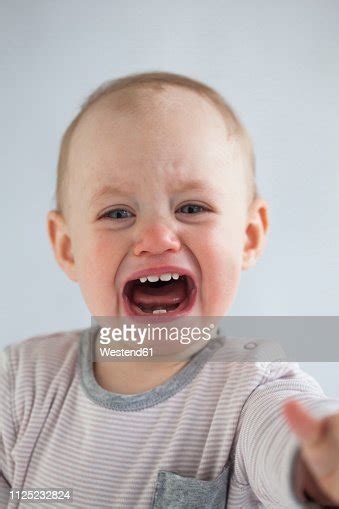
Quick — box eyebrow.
[171,179,214,193]
[89,184,133,206]
[90,179,215,206]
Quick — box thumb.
[283,399,325,446]
[283,399,335,481]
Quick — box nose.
[133,221,181,256]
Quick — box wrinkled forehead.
[67,86,245,199]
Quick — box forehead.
[68,86,242,193]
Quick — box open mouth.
[122,273,197,316]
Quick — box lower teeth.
[135,303,181,314]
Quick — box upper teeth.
[139,273,180,283]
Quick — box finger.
[282,399,325,446]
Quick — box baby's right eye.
[101,209,134,220]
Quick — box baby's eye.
[102,209,134,220]
[177,204,207,214]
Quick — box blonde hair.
[55,71,257,212]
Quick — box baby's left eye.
[177,204,207,214]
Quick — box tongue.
[132,279,186,307]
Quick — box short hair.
[55,71,257,213]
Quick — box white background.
[1,0,338,395]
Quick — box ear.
[242,197,269,270]
[47,210,78,282]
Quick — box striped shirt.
[1,328,339,508]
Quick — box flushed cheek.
[194,228,243,315]
[74,236,124,315]
[202,257,241,316]
[76,236,115,278]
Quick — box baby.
[1,72,339,508]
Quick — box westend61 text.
[99,347,153,358]
[98,324,215,346]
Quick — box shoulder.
[207,336,328,409]
[209,335,292,386]
[1,329,86,429]
[2,328,83,368]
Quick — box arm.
[235,362,339,508]
[0,457,11,507]
[0,349,13,507]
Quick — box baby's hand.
[283,400,339,505]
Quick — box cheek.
[72,232,127,314]
[195,223,244,271]
[193,223,244,314]
[78,236,116,280]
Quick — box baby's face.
[51,87,266,318]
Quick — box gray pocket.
[151,463,230,509]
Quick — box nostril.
[133,228,181,256]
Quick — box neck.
[93,358,189,395]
